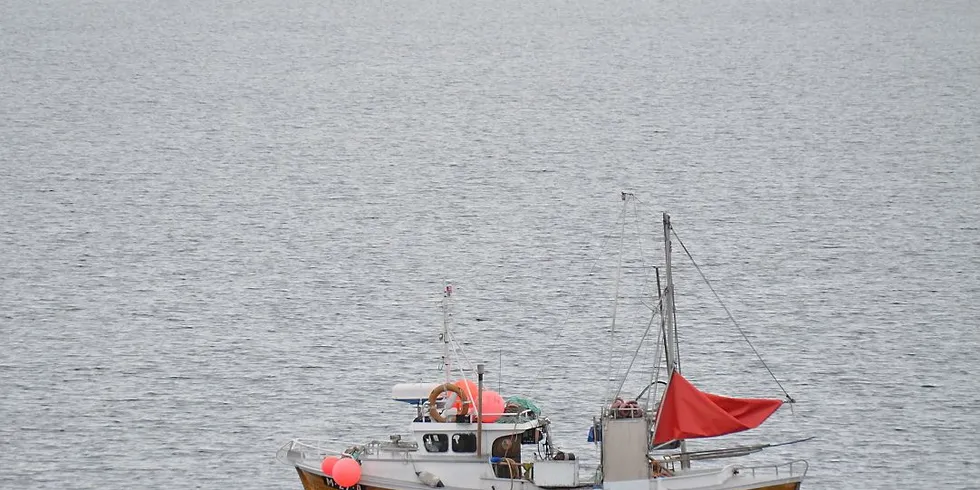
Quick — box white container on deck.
[531,460,580,487]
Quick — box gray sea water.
[2,0,978,488]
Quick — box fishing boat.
[278,198,809,490]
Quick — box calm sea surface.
[2,0,978,488]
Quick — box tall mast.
[662,213,689,466]
[662,213,679,375]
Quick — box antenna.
[498,349,502,393]
[441,283,453,384]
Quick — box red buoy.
[333,457,362,487]
[321,456,339,476]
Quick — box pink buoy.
[333,457,362,487]
[453,378,478,409]
[480,390,506,423]
[321,456,339,476]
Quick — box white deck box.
[532,460,580,487]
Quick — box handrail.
[652,445,765,463]
[736,459,809,479]
[416,409,538,423]
[277,440,346,464]
[277,438,421,468]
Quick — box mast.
[441,283,453,384]
[662,213,689,467]
[662,213,679,376]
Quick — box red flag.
[652,371,783,444]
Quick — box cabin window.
[452,433,477,453]
[422,434,448,453]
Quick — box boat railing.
[735,459,809,480]
[277,438,420,467]
[418,408,539,425]
[362,438,419,453]
[277,439,345,466]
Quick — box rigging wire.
[630,197,683,374]
[528,200,629,392]
[649,268,666,409]
[606,307,647,402]
[630,196,656,306]
[614,196,660,397]
[670,227,795,403]
[603,197,630,407]
[613,305,661,401]
[605,193,664,405]
[607,196,679,406]
[447,329,476,375]
[648,316,665,409]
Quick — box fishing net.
[495,396,542,423]
[505,396,541,415]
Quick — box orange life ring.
[428,383,470,422]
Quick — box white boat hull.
[280,440,805,490]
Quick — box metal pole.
[442,284,452,384]
[651,266,663,410]
[662,214,677,376]
[662,213,689,469]
[477,363,485,458]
